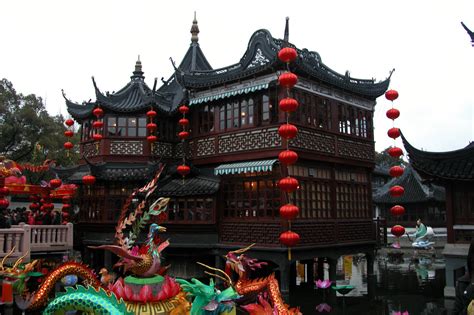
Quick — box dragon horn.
[197,261,233,285]
[231,243,256,254]
[203,271,231,284]
[0,246,16,270]
[12,250,29,270]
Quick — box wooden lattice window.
[167,197,214,223]
[198,105,215,134]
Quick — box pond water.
[290,254,450,315]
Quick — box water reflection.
[291,254,449,314]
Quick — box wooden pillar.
[327,257,338,304]
[366,251,376,300]
[316,257,325,281]
[446,183,454,243]
[301,259,314,288]
[279,260,291,302]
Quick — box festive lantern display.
[278,177,299,193]
[146,107,158,153]
[64,130,74,138]
[178,131,190,140]
[0,198,9,209]
[280,204,299,220]
[65,119,74,127]
[390,205,405,217]
[178,118,189,126]
[278,150,298,166]
[29,203,39,211]
[177,165,190,177]
[279,231,300,247]
[391,225,405,238]
[279,98,299,113]
[146,110,157,118]
[49,178,62,189]
[146,123,157,131]
[276,42,300,260]
[388,146,403,158]
[82,175,96,186]
[387,127,401,139]
[385,89,399,101]
[92,134,103,141]
[0,187,9,196]
[278,47,298,63]
[390,185,405,197]
[92,107,104,118]
[389,166,404,178]
[179,105,189,114]
[147,135,158,143]
[386,108,400,120]
[64,142,74,150]
[278,72,298,89]
[278,124,298,139]
[92,121,104,129]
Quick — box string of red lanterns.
[146,108,158,152]
[92,107,104,150]
[63,118,75,156]
[277,46,300,260]
[177,103,191,182]
[385,89,406,246]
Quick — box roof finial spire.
[284,17,290,42]
[191,11,199,43]
[132,56,144,79]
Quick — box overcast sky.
[1,0,473,153]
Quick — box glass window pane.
[107,117,117,135]
[138,117,146,127]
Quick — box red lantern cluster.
[82,175,96,186]
[177,104,191,181]
[64,118,75,155]
[0,178,9,210]
[92,106,104,149]
[385,89,406,245]
[147,109,158,148]
[277,45,300,260]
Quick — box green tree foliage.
[375,147,407,167]
[0,79,79,168]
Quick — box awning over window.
[189,83,269,106]
[214,159,278,175]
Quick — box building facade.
[59,18,391,296]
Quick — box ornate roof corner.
[461,22,474,46]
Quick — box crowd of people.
[0,207,63,228]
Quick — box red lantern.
[0,187,10,197]
[389,185,405,197]
[179,105,190,114]
[388,147,403,158]
[82,175,96,185]
[179,118,189,126]
[278,47,298,63]
[177,165,191,177]
[387,127,400,139]
[147,135,158,143]
[65,119,74,127]
[92,107,104,118]
[178,131,190,140]
[390,205,405,217]
[278,72,298,89]
[147,110,157,118]
[62,211,70,218]
[49,179,62,189]
[278,124,298,139]
[280,204,299,220]
[278,150,298,166]
[29,203,39,211]
[64,130,74,138]
[279,98,299,113]
[0,198,9,209]
[391,225,405,238]
[278,177,299,193]
[92,134,103,141]
[64,142,74,150]
[389,166,404,178]
[146,123,157,131]
[62,204,71,212]
[43,203,54,211]
[62,196,71,204]
[386,108,400,120]
[385,89,399,101]
[92,121,104,129]
[29,195,40,202]
[279,231,300,247]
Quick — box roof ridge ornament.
[191,11,199,43]
[131,56,144,80]
[284,17,290,43]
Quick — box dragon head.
[225,244,268,278]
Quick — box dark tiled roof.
[178,29,390,99]
[156,175,220,197]
[373,165,445,204]
[402,133,474,181]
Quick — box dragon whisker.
[197,261,233,285]
[0,246,16,270]
[204,271,231,284]
[231,243,255,255]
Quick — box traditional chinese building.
[402,134,474,297]
[59,17,391,296]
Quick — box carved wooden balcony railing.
[0,223,74,262]
[219,219,377,247]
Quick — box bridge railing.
[0,223,73,262]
